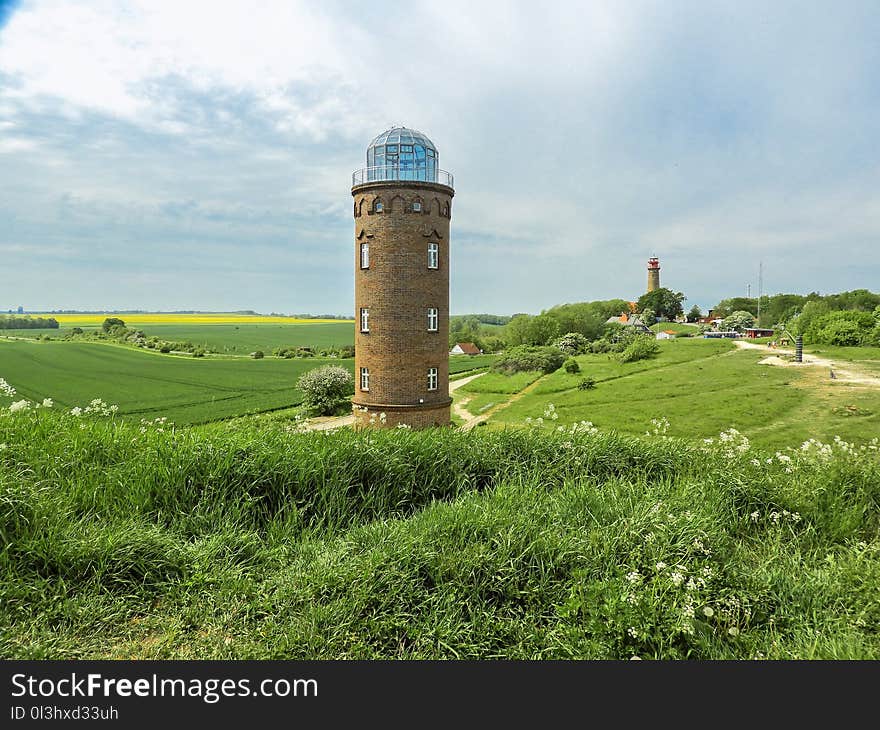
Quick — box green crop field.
[3,321,355,354]
[0,340,353,424]
[124,322,355,353]
[486,339,880,451]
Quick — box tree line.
[710,289,880,346]
[0,315,59,329]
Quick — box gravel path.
[734,340,880,388]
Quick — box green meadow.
[2,410,877,659]
[484,339,880,451]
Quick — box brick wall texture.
[351,180,454,429]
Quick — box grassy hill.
[487,339,880,451]
[1,409,877,659]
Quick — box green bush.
[578,376,596,390]
[101,317,125,333]
[618,336,660,363]
[297,364,354,415]
[492,346,565,374]
[805,310,876,346]
[563,357,580,374]
[251,351,265,359]
[722,311,755,332]
[554,332,589,355]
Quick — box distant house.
[744,328,775,339]
[656,330,676,340]
[605,313,652,333]
[450,342,482,355]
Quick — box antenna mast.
[757,261,763,325]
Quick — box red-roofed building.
[450,342,482,355]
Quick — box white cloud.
[0,1,879,312]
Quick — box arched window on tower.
[373,198,384,214]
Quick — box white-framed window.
[360,307,370,333]
[412,201,422,212]
[427,307,438,332]
[428,242,439,269]
[427,367,438,391]
[374,201,383,213]
[360,242,369,269]
[360,367,370,392]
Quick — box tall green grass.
[1,408,877,659]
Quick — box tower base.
[353,400,451,430]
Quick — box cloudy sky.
[1,0,878,316]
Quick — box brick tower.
[647,257,661,292]
[351,127,455,429]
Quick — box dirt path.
[304,369,489,432]
[734,340,880,388]
[457,372,549,431]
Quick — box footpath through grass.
[1,408,877,659]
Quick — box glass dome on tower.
[353,126,453,187]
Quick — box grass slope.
[493,339,880,451]
[1,410,877,659]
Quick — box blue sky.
[1,1,878,315]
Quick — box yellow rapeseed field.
[49,313,348,326]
